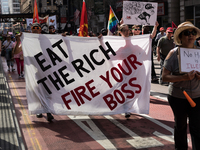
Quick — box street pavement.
[0,55,193,150]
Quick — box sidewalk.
[0,57,25,150]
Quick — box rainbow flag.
[107,6,119,35]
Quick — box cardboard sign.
[123,1,158,26]
[179,47,200,73]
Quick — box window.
[13,4,20,7]
[47,0,51,6]
[195,5,200,16]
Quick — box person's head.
[31,22,42,34]
[101,28,107,36]
[6,34,11,41]
[49,25,56,34]
[174,22,200,47]
[166,27,173,38]
[142,25,151,34]
[159,27,165,33]
[118,24,129,37]
[132,25,141,35]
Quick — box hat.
[32,22,41,28]
[159,27,165,32]
[145,3,154,9]
[174,21,200,45]
[166,27,173,33]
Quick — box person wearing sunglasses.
[162,22,200,150]
[156,27,175,85]
[131,25,141,36]
[31,22,42,34]
[49,25,56,34]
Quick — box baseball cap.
[159,27,165,32]
[166,27,173,33]
[32,22,41,28]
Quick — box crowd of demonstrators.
[1,19,200,148]
[156,27,175,85]
[162,21,200,150]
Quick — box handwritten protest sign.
[21,33,151,115]
[123,1,157,26]
[179,47,200,73]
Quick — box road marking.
[105,116,164,149]
[140,114,174,143]
[9,75,42,150]
[68,115,117,150]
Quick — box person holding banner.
[142,22,159,82]
[118,22,159,118]
[118,24,130,37]
[29,22,54,122]
[49,25,56,34]
[162,22,200,150]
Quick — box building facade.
[19,0,200,33]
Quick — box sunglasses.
[31,26,41,30]
[183,30,197,36]
[133,29,140,31]
[49,27,55,29]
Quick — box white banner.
[26,15,57,31]
[21,33,151,115]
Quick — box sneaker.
[19,75,21,78]
[21,73,24,78]
[125,112,131,119]
[36,114,43,118]
[47,113,54,122]
[12,68,15,72]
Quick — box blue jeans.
[5,49,14,68]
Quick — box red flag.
[78,0,88,37]
[33,0,39,23]
[172,21,177,29]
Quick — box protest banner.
[26,15,56,32]
[49,15,57,29]
[179,47,200,73]
[20,33,151,115]
[123,1,158,26]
